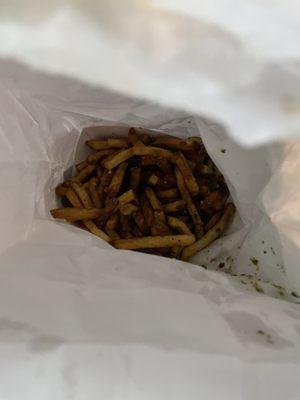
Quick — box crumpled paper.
[0,60,299,399]
[0,0,299,146]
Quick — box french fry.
[120,203,138,216]
[107,138,129,148]
[145,187,165,222]
[128,127,139,145]
[133,209,147,233]
[118,189,135,206]
[157,188,179,199]
[68,164,96,184]
[131,223,143,237]
[163,199,186,213]
[96,165,103,178]
[204,211,222,232]
[55,185,68,197]
[105,228,121,241]
[139,133,152,145]
[65,187,83,208]
[50,208,104,221]
[120,214,133,239]
[105,213,119,230]
[130,167,141,192]
[140,192,154,228]
[106,162,128,197]
[89,178,102,208]
[147,174,160,186]
[103,146,174,170]
[84,220,111,242]
[114,234,195,250]
[87,149,116,164]
[152,136,195,153]
[181,203,236,260]
[76,160,88,172]
[141,155,171,175]
[175,167,204,239]
[151,219,171,236]
[167,216,192,235]
[71,183,93,208]
[86,139,111,150]
[174,152,199,196]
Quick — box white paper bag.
[0,61,299,399]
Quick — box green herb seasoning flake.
[250,257,259,266]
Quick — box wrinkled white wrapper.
[0,0,300,146]
[0,61,299,399]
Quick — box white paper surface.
[0,61,300,399]
[0,1,299,146]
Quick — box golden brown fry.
[144,187,165,222]
[106,162,128,197]
[65,188,83,208]
[105,213,119,230]
[152,136,195,153]
[120,214,133,238]
[139,133,151,145]
[151,219,171,236]
[167,216,192,235]
[130,167,141,192]
[140,192,154,228]
[50,208,104,221]
[181,203,236,261]
[147,174,159,186]
[89,178,102,208]
[55,185,68,197]
[163,199,186,213]
[84,220,111,242]
[105,228,120,241]
[101,169,113,187]
[69,165,96,184]
[128,127,139,145]
[133,209,147,232]
[157,188,179,199]
[114,234,195,250]
[204,211,222,232]
[76,160,88,172]
[86,139,111,150]
[71,183,93,208]
[103,146,174,170]
[174,167,203,239]
[87,149,116,164]
[174,152,199,196]
[118,189,135,206]
[107,138,129,148]
[120,203,138,216]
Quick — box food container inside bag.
[0,62,300,400]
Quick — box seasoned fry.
[130,167,141,192]
[55,185,68,197]
[76,160,88,172]
[105,228,121,241]
[163,199,186,213]
[103,146,174,170]
[181,203,236,260]
[148,174,160,186]
[118,189,135,206]
[68,164,96,184]
[107,138,129,148]
[152,136,195,153]
[52,127,235,260]
[50,208,104,221]
[157,188,179,199]
[128,127,139,145]
[84,220,111,242]
[71,183,93,208]
[89,178,102,208]
[87,149,115,164]
[174,152,199,196]
[120,203,138,216]
[167,216,192,235]
[106,162,128,197]
[204,211,222,232]
[114,234,195,250]
[105,213,119,230]
[174,167,203,239]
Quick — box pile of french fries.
[51,127,235,260]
